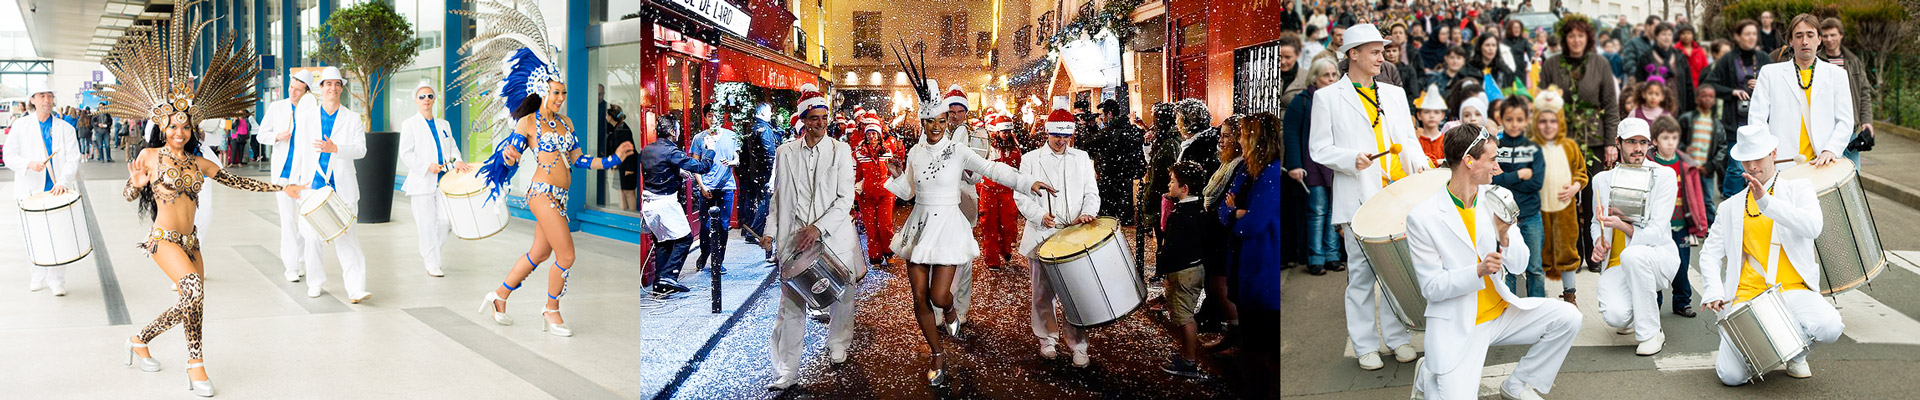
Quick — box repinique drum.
[19,191,93,266]
[1776,159,1886,295]
[1717,286,1811,383]
[1607,164,1655,224]
[299,187,355,242]
[781,238,855,310]
[1036,216,1145,327]
[1351,169,1452,331]
[439,170,509,240]
[1483,186,1521,224]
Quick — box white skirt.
[889,204,980,265]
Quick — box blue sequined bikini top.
[534,112,576,153]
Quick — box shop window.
[1037,12,1054,46]
[975,32,991,59]
[852,11,883,60]
[1013,25,1031,59]
[793,28,808,61]
[940,12,969,57]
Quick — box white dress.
[885,134,1036,265]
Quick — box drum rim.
[1035,217,1122,264]
[302,205,358,243]
[441,179,490,198]
[1066,296,1146,328]
[1819,257,1889,296]
[298,187,338,213]
[29,246,93,266]
[454,220,511,240]
[18,193,82,212]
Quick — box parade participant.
[1589,118,1682,355]
[1306,23,1430,370]
[290,67,374,303]
[976,108,1023,270]
[1015,99,1100,367]
[639,118,711,295]
[1748,14,1854,168]
[1409,124,1580,400]
[1530,88,1588,305]
[263,70,314,282]
[1699,125,1845,385]
[397,80,471,277]
[1648,116,1708,318]
[103,8,306,393]
[852,111,900,265]
[1492,98,1545,298]
[919,84,994,338]
[758,89,865,390]
[885,84,1057,386]
[6,80,81,296]
[691,105,740,274]
[1159,160,1218,379]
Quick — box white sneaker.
[764,374,798,390]
[28,278,46,292]
[426,265,445,277]
[1359,352,1385,370]
[1635,332,1666,356]
[1787,359,1812,378]
[830,346,848,364]
[284,271,302,282]
[349,292,373,304]
[307,287,324,298]
[1071,349,1090,368]
[1500,382,1544,400]
[50,282,67,297]
[1039,341,1059,359]
[1394,344,1419,363]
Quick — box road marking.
[1834,289,1920,345]
[1654,352,1718,372]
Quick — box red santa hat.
[795,83,828,113]
[859,111,883,131]
[1045,96,1077,136]
[942,84,969,111]
[984,109,1014,132]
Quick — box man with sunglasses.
[1588,118,1682,356]
[398,81,472,277]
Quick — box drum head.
[1036,217,1122,262]
[299,187,336,213]
[19,191,81,212]
[1777,158,1855,193]
[1351,169,1451,239]
[440,170,488,198]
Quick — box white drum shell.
[19,193,93,266]
[440,173,509,240]
[1038,225,1145,327]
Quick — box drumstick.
[1367,143,1403,161]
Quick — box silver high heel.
[124,338,161,372]
[185,362,214,397]
[479,292,513,326]
[926,352,949,387]
[541,308,572,337]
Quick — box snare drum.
[1776,159,1886,295]
[1607,164,1655,223]
[299,187,356,242]
[1716,287,1811,383]
[19,191,93,266]
[439,170,510,240]
[1035,217,1145,327]
[781,239,856,310]
[1351,169,1452,331]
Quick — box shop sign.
[660,0,752,38]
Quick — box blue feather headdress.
[449,0,561,204]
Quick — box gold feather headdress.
[98,0,260,127]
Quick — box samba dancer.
[757,87,866,390]
[1408,125,1580,400]
[1748,14,1854,168]
[1306,24,1430,370]
[1699,125,1844,385]
[262,70,314,282]
[290,67,372,303]
[398,81,472,277]
[5,81,82,296]
[1014,99,1101,367]
[1589,118,1682,356]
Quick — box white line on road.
[1654,352,1718,372]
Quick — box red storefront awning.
[715,46,819,91]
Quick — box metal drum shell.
[1350,169,1452,332]
[1608,164,1655,223]
[781,240,854,310]
[1777,159,1887,295]
[1715,287,1811,383]
[18,192,93,267]
[1036,217,1146,328]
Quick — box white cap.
[1459,95,1488,117]
[416,80,436,91]
[291,70,314,87]
[318,67,344,84]
[1339,24,1392,54]
[1730,125,1779,162]
[1415,84,1447,111]
[26,80,51,96]
[1617,117,1651,141]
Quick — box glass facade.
[585,42,644,214]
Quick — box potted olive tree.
[308,1,422,223]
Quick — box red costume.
[975,111,1023,268]
[853,115,901,261]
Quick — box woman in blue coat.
[1229,111,1285,397]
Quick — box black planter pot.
[355,131,399,223]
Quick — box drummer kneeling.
[1698,125,1844,386]
[1409,126,1581,400]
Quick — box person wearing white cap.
[758,83,862,390]
[1697,125,1843,385]
[263,69,315,282]
[1587,117,1682,356]
[1306,22,1430,370]
[5,80,82,296]
[398,80,472,277]
[1747,13,1854,168]
[290,66,373,303]
[1016,97,1101,367]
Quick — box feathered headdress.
[98,0,259,130]
[450,0,562,203]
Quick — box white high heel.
[124,338,161,372]
[479,292,513,326]
[185,362,213,397]
[541,309,572,337]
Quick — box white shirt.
[397,114,461,196]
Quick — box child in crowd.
[1415,84,1449,167]
[1629,81,1674,122]
[1159,161,1218,379]
[1493,97,1546,298]
[1678,85,1729,210]
[1649,115,1710,318]
[1530,87,1588,304]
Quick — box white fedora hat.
[1339,23,1392,54]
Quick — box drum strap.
[40,117,54,191]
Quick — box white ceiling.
[14,0,175,61]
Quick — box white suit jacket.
[3,114,83,201]
[291,105,367,203]
[1406,188,1536,375]
[1308,76,1430,225]
[770,137,866,280]
[1696,177,1824,305]
[397,114,462,196]
[1590,160,1679,252]
[263,95,316,185]
[1013,146,1101,256]
[1748,60,1855,161]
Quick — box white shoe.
[1394,344,1419,363]
[426,265,445,277]
[307,287,324,298]
[830,346,848,364]
[1787,359,1812,378]
[1071,349,1090,368]
[1359,352,1385,370]
[28,278,45,292]
[1499,382,1544,400]
[765,374,798,390]
[1039,341,1059,359]
[349,292,373,304]
[541,309,571,337]
[284,271,301,282]
[479,292,513,326]
[1635,332,1666,356]
[50,282,67,296]
[1616,324,1635,335]
[185,362,214,397]
[125,338,162,372]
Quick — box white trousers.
[1414,301,1583,398]
[300,220,367,295]
[1029,249,1086,352]
[934,260,973,325]
[1597,245,1680,341]
[277,192,308,275]
[1714,289,1845,386]
[28,265,66,286]
[1342,226,1413,354]
[410,193,451,270]
[770,286,858,380]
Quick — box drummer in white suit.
[1747,14,1855,168]
[1409,125,1581,400]
[1699,125,1844,385]
[1589,118,1682,356]
[1014,99,1101,366]
[263,70,315,282]
[398,81,472,277]
[4,81,83,296]
[1306,23,1430,370]
[757,93,865,390]
[291,67,372,303]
